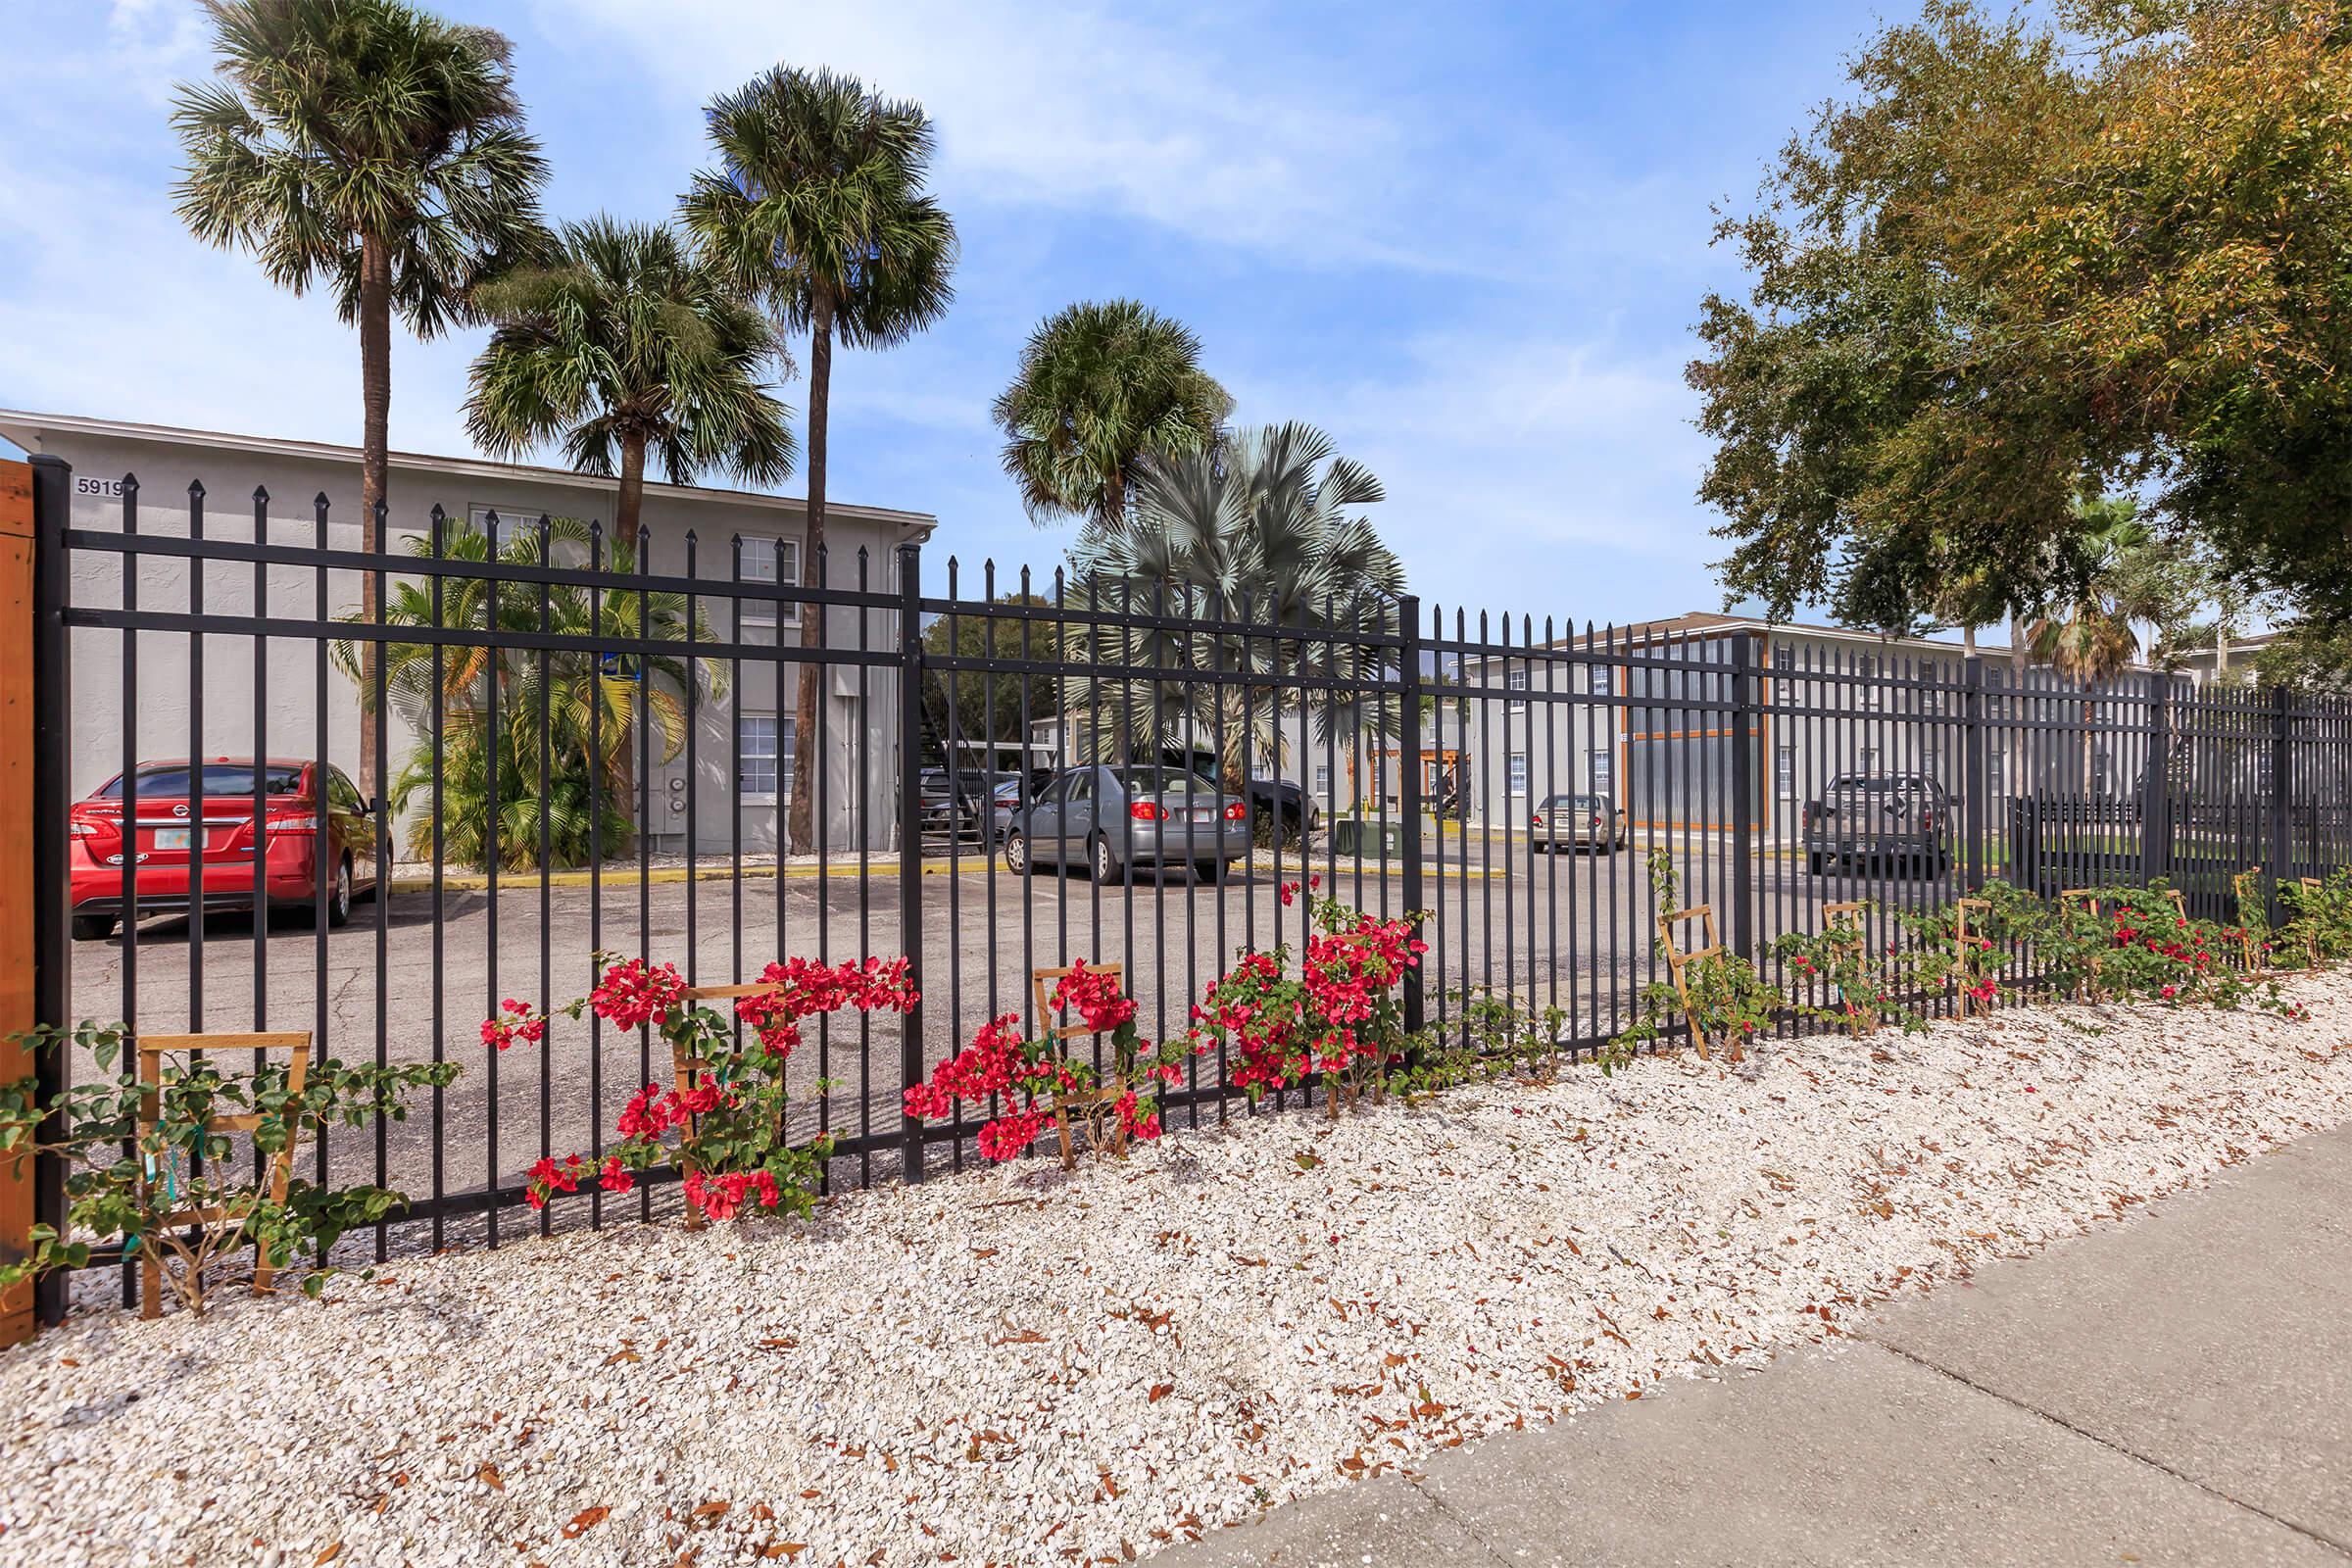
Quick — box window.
[1506,668,1529,711]
[1772,644,1795,671]
[737,714,783,800]
[1508,754,1529,796]
[1776,745,1795,798]
[739,537,803,633]
[1589,747,1613,796]
[1852,652,1884,709]
[1591,662,1614,697]
[1857,746,1881,773]
[466,503,532,547]
[1313,762,1332,794]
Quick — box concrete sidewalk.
[1168,1123,2352,1566]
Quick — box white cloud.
[531,0,1690,281]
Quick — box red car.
[69,758,379,941]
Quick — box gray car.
[1002,764,1253,883]
[1532,793,1628,853]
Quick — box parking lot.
[68,831,1942,1222]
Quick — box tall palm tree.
[683,65,956,853]
[331,515,724,868]
[1069,421,1406,792]
[464,217,797,558]
[173,0,550,792]
[992,300,1230,528]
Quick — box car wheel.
[325,857,353,927]
[1092,835,1126,885]
[1806,851,1827,876]
[1194,859,1223,884]
[1003,831,1031,877]
[71,913,115,943]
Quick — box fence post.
[1396,594,1425,1036]
[895,543,927,1184]
[2141,675,2172,887]
[16,458,71,1331]
[1727,634,1755,959]
[1962,656,1985,892]
[2269,683,2293,925]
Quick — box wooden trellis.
[1031,963,1134,1166]
[133,1031,311,1320]
[1655,905,1739,1062]
[1818,901,1884,1034]
[1951,897,1995,1015]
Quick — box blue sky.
[0,0,1884,622]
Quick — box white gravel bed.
[7,977,2352,1568]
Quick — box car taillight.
[267,813,318,834]
[70,819,99,837]
[1130,802,1166,821]
[1222,801,1247,821]
[1531,813,1544,827]
[1593,813,1605,828]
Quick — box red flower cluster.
[589,958,690,1032]
[480,997,546,1053]
[1051,959,1135,1035]
[736,956,919,1057]
[682,1167,785,1220]
[1192,904,1425,1097]
[519,949,914,1221]
[524,1153,587,1209]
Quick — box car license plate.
[154,827,193,851]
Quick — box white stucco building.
[0,410,935,857]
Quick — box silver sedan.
[1002,764,1253,882]
[1532,793,1627,853]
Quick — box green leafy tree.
[1068,421,1405,789]
[921,593,1061,750]
[332,515,723,869]
[172,0,551,790]
[464,216,798,557]
[1690,0,2352,640]
[684,65,956,852]
[992,300,1231,528]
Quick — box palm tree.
[464,217,797,558]
[173,0,550,792]
[2029,497,2153,793]
[683,65,956,853]
[331,515,724,868]
[992,300,1230,528]
[1068,422,1406,795]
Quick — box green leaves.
[170,0,551,339]
[0,1025,451,1316]
[1692,0,2352,638]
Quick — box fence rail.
[23,455,2352,1317]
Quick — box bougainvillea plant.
[1185,879,1430,1114]
[904,959,1201,1166]
[0,1022,455,1316]
[2281,869,2352,970]
[1897,878,2039,1013]
[1773,902,1924,1036]
[500,954,918,1222]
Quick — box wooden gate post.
[0,459,47,1344]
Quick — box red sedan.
[69,759,379,941]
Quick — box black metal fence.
[24,454,2352,1313]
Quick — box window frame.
[738,536,804,631]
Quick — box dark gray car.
[1002,764,1252,882]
